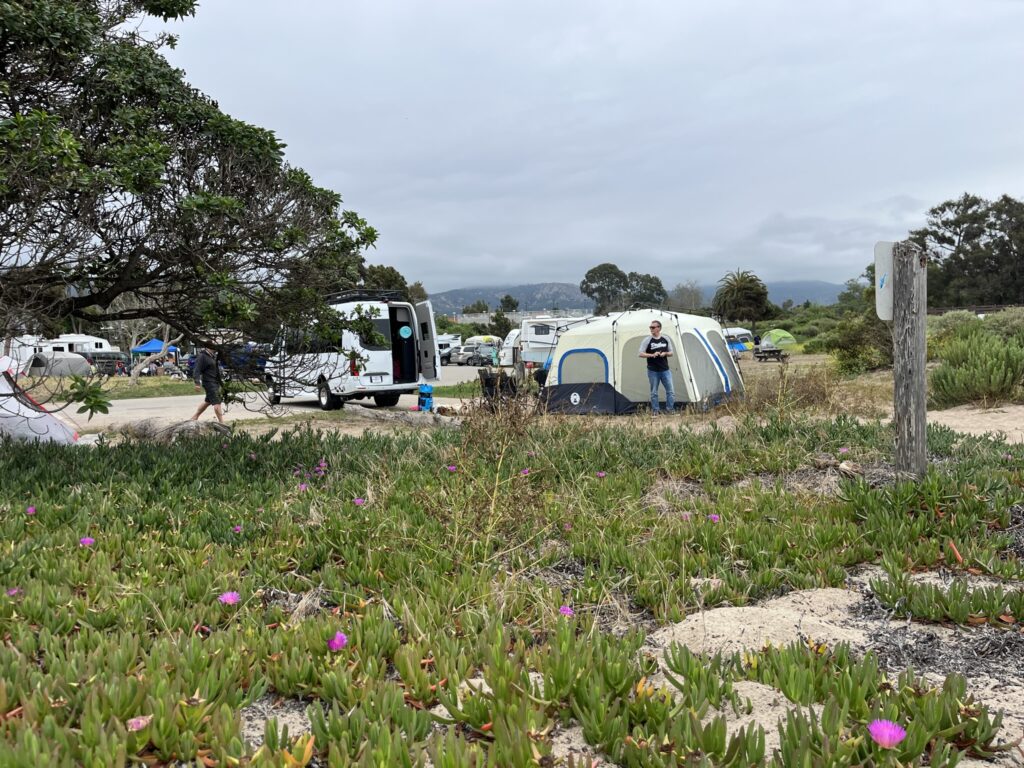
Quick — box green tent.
[763,329,797,347]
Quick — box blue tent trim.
[131,339,179,354]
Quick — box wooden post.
[892,241,928,478]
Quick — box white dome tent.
[541,309,743,414]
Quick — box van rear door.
[414,301,440,381]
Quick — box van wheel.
[373,393,401,408]
[318,380,342,410]
[266,376,281,405]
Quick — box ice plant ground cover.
[0,411,1022,766]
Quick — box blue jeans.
[648,369,675,413]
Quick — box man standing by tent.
[190,347,225,424]
[638,320,675,414]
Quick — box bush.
[983,307,1024,344]
[826,313,893,375]
[929,331,1024,408]
[927,311,983,360]
[800,325,821,338]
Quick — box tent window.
[681,334,724,399]
[705,331,742,393]
[559,350,607,384]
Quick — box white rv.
[266,291,439,410]
[499,329,521,367]
[519,316,593,367]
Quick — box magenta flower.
[520,468,530,476]
[559,605,574,617]
[563,522,572,531]
[596,471,606,478]
[6,588,20,597]
[867,719,906,749]
[682,512,691,521]
[79,536,95,547]
[353,498,366,506]
[838,447,850,454]
[126,715,152,732]
[327,631,348,651]
[446,465,457,472]
[232,525,242,533]
[298,483,308,492]
[25,506,36,516]
[221,443,228,449]
[707,514,721,523]
[218,591,240,605]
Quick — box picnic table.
[753,346,789,362]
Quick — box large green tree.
[579,263,628,314]
[910,193,1024,307]
[712,270,772,329]
[626,272,668,308]
[0,0,375,362]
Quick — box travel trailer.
[266,290,439,410]
[542,309,743,414]
[518,316,594,367]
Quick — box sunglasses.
[650,325,661,329]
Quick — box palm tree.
[712,270,771,331]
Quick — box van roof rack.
[325,289,407,303]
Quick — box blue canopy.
[131,339,179,354]
[728,340,747,352]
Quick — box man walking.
[638,319,675,414]
[190,346,225,424]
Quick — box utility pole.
[876,241,927,478]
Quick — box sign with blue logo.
[399,326,412,339]
[874,242,894,321]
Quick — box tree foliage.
[462,299,488,314]
[910,193,1024,307]
[0,0,376,364]
[499,294,519,312]
[580,263,667,313]
[711,270,773,327]
[667,280,704,312]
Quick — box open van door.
[414,301,440,381]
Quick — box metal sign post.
[877,241,927,478]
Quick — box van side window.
[533,325,551,336]
[359,318,392,351]
[420,322,430,339]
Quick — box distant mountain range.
[428,280,846,314]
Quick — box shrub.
[800,325,821,338]
[983,307,1024,344]
[929,331,1024,408]
[927,311,983,360]
[825,313,893,375]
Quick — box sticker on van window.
[399,326,412,339]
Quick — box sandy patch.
[646,588,867,655]
[928,404,1024,444]
[238,695,313,748]
[728,681,790,755]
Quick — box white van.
[266,290,439,410]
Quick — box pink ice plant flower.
[596,471,606,478]
[79,536,95,547]
[327,631,348,651]
[126,715,152,732]
[446,465,457,472]
[707,514,721,523]
[298,483,308,492]
[6,588,20,597]
[353,497,366,506]
[838,447,850,454]
[867,719,907,749]
[25,506,36,516]
[232,525,242,533]
[559,605,575,617]
[682,512,691,521]
[563,522,572,531]
[218,591,240,605]
[520,468,530,476]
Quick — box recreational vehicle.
[265,290,439,410]
[519,316,594,366]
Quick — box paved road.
[75,364,484,432]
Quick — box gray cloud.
[158,0,1024,291]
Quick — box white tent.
[0,357,78,444]
[542,309,743,414]
[26,351,91,377]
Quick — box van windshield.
[359,318,392,351]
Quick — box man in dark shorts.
[638,319,675,415]
[190,346,225,424]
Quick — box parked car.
[450,344,492,366]
[440,348,453,366]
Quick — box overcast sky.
[158,1,1024,292]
